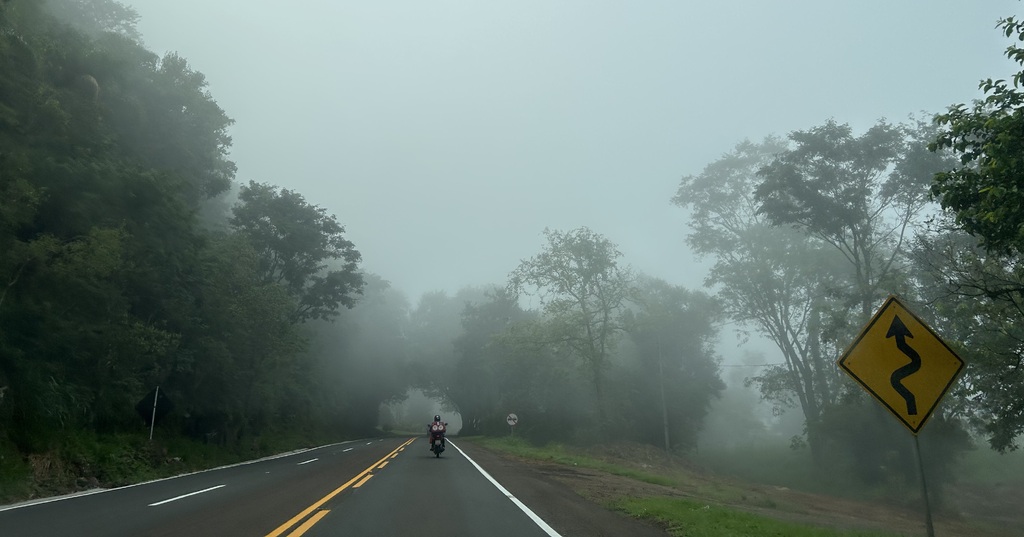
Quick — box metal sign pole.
[149,386,159,441]
[914,435,935,537]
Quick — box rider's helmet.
[434,415,441,422]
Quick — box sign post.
[135,386,174,440]
[149,386,160,441]
[506,413,518,437]
[837,295,965,537]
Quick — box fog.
[122,0,1020,456]
[4,2,1024,526]
[123,0,1017,304]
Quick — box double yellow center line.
[265,438,416,537]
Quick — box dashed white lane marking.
[0,439,375,513]
[298,458,319,465]
[448,441,563,537]
[148,485,226,507]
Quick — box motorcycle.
[429,422,447,458]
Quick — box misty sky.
[124,1,1019,304]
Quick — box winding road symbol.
[837,295,965,434]
[886,315,920,415]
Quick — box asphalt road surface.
[0,437,667,537]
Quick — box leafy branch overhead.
[930,16,1024,257]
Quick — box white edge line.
[0,438,372,513]
[297,458,319,465]
[148,484,225,506]
[0,488,108,512]
[448,440,563,537]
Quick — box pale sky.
[123,0,1020,303]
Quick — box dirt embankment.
[460,440,1024,537]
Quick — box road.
[0,437,562,537]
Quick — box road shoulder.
[454,439,671,537]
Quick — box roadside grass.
[469,435,1023,536]
[615,497,901,537]
[465,437,928,536]
[693,442,938,511]
[469,436,798,509]
[469,436,677,487]
[695,442,840,496]
[690,481,790,511]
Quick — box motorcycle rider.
[427,415,446,450]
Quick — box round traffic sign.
[506,413,519,426]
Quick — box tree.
[755,119,941,318]
[404,285,590,441]
[674,138,848,465]
[448,287,530,436]
[0,2,226,444]
[231,181,364,323]
[752,119,949,451]
[923,19,1024,450]
[626,277,724,452]
[912,226,1024,452]
[0,0,390,485]
[508,227,634,416]
[180,233,305,445]
[931,17,1024,257]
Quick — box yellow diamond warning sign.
[837,295,965,434]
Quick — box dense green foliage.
[931,18,1024,257]
[231,181,364,323]
[0,0,374,499]
[923,17,1024,452]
